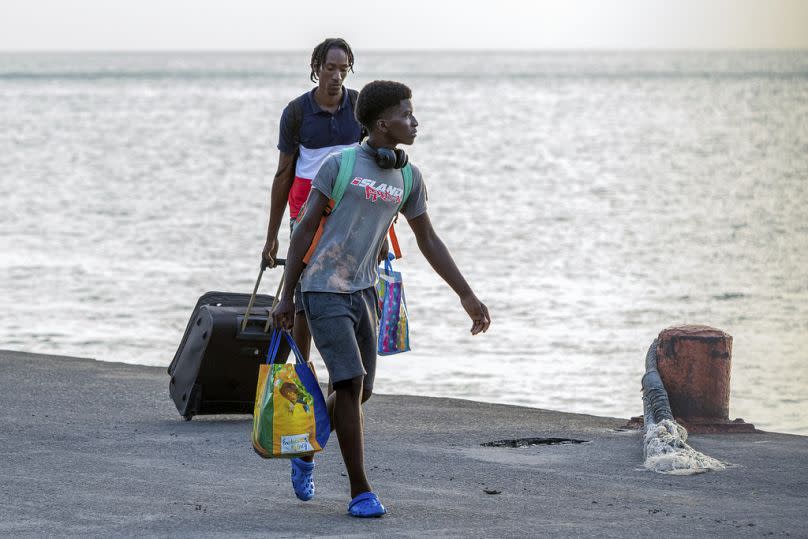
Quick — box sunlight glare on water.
[1,51,806,434]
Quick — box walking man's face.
[317,47,350,97]
[380,99,418,146]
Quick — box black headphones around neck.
[373,147,409,170]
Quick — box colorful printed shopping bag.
[252,330,330,458]
[376,253,410,355]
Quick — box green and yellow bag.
[251,330,330,458]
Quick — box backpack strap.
[387,163,413,259]
[388,223,402,259]
[287,96,304,153]
[301,148,355,264]
[398,163,413,212]
[331,147,356,209]
[347,89,367,141]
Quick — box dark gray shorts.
[302,288,378,390]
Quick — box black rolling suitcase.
[167,263,287,420]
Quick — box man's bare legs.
[300,376,372,498]
[330,377,372,498]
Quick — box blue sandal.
[290,458,315,501]
[348,491,386,518]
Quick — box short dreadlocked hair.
[310,38,354,83]
[355,81,412,130]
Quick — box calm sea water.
[1,51,806,434]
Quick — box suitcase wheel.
[182,414,193,421]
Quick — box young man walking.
[262,37,362,360]
[272,80,491,517]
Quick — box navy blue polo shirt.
[277,87,362,180]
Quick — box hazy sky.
[1,0,806,50]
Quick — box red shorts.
[288,176,312,220]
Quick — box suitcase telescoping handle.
[241,259,285,333]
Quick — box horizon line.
[1,47,807,54]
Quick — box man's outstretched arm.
[407,211,491,335]
[263,151,297,267]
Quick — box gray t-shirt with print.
[300,143,427,294]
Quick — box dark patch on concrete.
[481,437,589,448]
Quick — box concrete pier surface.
[1,350,806,538]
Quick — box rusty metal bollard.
[655,325,754,433]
